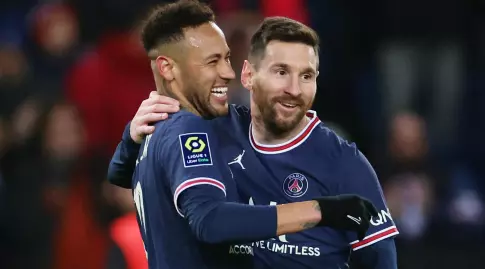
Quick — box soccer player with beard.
[125,2,378,269]
[232,18,399,268]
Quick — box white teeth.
[211,87,228,98]
[211,92,227,98]
[211,87,228,93]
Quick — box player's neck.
[251,115,310,145]
[178,99,201,117]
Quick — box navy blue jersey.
[212,107,399,269]
[132,110,255,269]
[108,105,397,269]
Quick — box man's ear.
[241,60,253,91]
[155,56,174,81]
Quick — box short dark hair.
[141,0,215,52]
[249,17,320,66]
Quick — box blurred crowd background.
[0,0,484,268]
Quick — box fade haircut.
[141,0,215,54]
[249,17,320,68]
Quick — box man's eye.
[303,74,313,80]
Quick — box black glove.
[315,194,379,241]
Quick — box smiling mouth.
[211,87,228,98]
[279,102,297,108]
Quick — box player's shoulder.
[313,121,360,161]
[157,110,207,128]
[229,103,250,117]
[226,104,251,125]
[151,110,210,141]
[209,104,251,133]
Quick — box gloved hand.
[315,194,379,240]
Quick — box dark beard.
[252,78,314,137]
[257,96,312,138]
[261,102,307,138]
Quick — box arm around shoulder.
[107,122,141,188]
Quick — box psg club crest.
[283,173,309,198]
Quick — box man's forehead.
[262,41,318,69]
[184,23,227,47]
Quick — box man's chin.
[210,102,229,117]
[272,111,307,132]
[210,93,229,107]
[267,117,298,134]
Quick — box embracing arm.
[178,183,375,244]
[178,184,321,243]
[107,122,140,188]
[107,92,180,188]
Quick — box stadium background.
[0,0,484,268]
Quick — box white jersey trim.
[249,110,321,154]
[173,177,226,217]
[350,226,399,251]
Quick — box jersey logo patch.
[228,150,246,169]
[283,173,309,198]
[179,133,213,167]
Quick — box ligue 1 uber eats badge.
[179,133,213,167]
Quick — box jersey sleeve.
[107,122,140,189]
[157,115,230,217]
[336,143,399,251]
[350,237,398,269]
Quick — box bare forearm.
[276,200,321,235]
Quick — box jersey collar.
[249,110,321,154]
